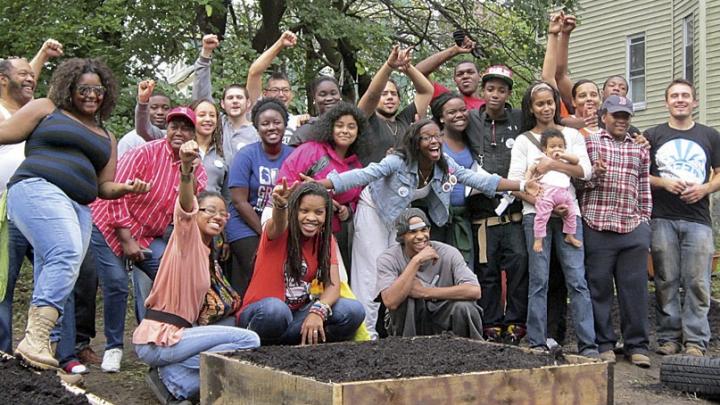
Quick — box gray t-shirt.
[376,241,479,299]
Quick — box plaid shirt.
[579,130,651,233]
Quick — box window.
[684,15,694,83]
[627,34,646,107]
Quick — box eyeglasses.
[76,85,106,97]
[265,87,292,95]
[418,134,444,143]
[199,207,228,218]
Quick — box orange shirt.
[132,198,211,347]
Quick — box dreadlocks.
[285,182,334,286]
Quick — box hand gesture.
[386,45,402,70]
[592,158,607,178]
[562,14,577,34]
[552,204,570,218]
[414,245,439,266]
[41,39,63,59]
[680,183,708,204]
[662,177,687,195]
[179,140,200,170]
[295,114,311,127]
[454,35,476,55]
[548,12,564,35]
[333,200,350,222]
[279,31,297,48]
[272,177,298,209]
[533,156,555,175]
[300,311,325,345]
[583,104,598,128]
[633,134,651,150]
[121,238,145,262]
[396,47,413,72]
[201,34,219,58]
[124,178,152,194]
[524,177,542,197]
[137,80,156,103]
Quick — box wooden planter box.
[200,341,612,405]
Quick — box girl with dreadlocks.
[238,181,365,345]
[189,98,228,197]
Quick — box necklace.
[419,166,433,186]
[384,119,399,137]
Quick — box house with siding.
[567,0,720,131]
[568,0,720,250]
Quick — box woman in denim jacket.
[309,118,538,339]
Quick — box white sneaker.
[101,348,123,373]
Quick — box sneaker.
[579,348,600,359]
[101,348,123,373]
[503,324,527,346]
[655,341,681,355]
[684,344,704,357]
[599,350,616,363]
[145,367,173,405]
[629,353,651,368]
[63,360,89,375]
[77,346,101,366]
[483,326,503,343]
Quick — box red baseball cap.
[481,65,514,89]
[166,106,196,126]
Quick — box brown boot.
[15,306,60,369]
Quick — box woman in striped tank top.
[0,58,150,370]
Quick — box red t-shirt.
[240,227,338,313]
[432,82,486,110]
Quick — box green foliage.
[0,0,579,133]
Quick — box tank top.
[9,109,112,205]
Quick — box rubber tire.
[660,355,720,396]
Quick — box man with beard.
[416,35,485,110]
[356,46,433,165]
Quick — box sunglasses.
[76,85,106,97]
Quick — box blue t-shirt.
[226,142,294,242]
[443,143,473,207]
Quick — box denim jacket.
[328,154,500,226]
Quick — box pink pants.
[533,186,576,239]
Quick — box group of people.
[1,11,718,404]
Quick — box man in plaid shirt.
[579,95,652,368]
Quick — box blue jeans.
[135,326,260,400]
[7,178,92,312]
[132,237,166,322]
[239,297,365,345]
[651,218,714,350]
[90,226,165,349]
[523,214,598,354]
[0,221,33,352]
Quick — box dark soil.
[232,334,568,383]
[0,357,90,405]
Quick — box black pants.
[474,221,528,328]
[229,236,259,298]
[547,248,567,345]
[74,248,98,348]
[584,222,651,354]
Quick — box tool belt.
[472,212,523,264]
[145,308,192,329]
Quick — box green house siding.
[568,1,673,130]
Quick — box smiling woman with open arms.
[307,118,539,339]
[0,58,150,370]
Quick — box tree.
[0,0,578,135]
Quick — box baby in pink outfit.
[530,129,583,253]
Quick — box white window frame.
[626,33,647,110]
[683,15,694,83]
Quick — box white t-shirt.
[508,127,591,215]
[0,104,24,193]
[117,130,147,159]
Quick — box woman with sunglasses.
[134,139,260,404]
[0,58,149,370]
[307,118,539,339]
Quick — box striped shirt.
[579,130,651,233]
[91,139,207,256]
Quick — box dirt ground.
[9,263,720,405]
